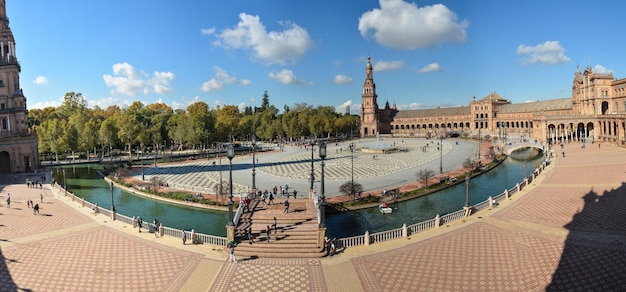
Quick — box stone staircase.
[234,198,327,258]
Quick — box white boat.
[379,203,393,214]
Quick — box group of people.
[5,192,41,215]
[136,217,161,237]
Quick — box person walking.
[284,200,290,213]
[265,226,271,242]
[182,230,187,245]
[137,217,143,233]
[269,193,274,205]
[247,227,253,244]
[229,243,237,263]
[271,217,277,234]
[40,193,43,203]
[6,197,9,208]
[33,203,40,215]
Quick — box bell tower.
[0,0,39,173]
[360,56,379,137]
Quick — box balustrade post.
[505,189,509,199]
[111,209,116,221]
[132,216,137,228]
[191,229,196,244]
[159,223,164,237]
[524,178,529,188]
[488,196,493,208]
[435,214,440,227]
[402,223,408,238]
[364,231,370,246]
[81,198,85,207]
[516,183,520,192]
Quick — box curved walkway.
[134,138,477,198]
[1,141,625,290]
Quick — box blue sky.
[8,0,626,112]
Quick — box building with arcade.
[360,56,626,146]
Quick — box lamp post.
[63,169,67,196]
[464,174,470,208]
[219,145,223,198]
[478,128,482,160]
[309,136,316,192]
[319,142,327,228]
[251,134,256,190]
[110,181,115,212]
[227,145,235,226]
[140,143,145,181]
[349,142,355,197]
[439,136,443,174]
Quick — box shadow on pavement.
[546,183,626,290]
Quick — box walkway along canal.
[50,147,544,240]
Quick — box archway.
[0,151,10,173]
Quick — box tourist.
[153,219,160,237]
[229,243,237,263]
[137,216,143,233]
[244,197,250,212]
[247,227,253,244]
[284,200,290,213]
[182,230,187,244]
[6,196,9,208]
[266,226,271,242]
[40,193,43,203]
[293,190,297,199]
[269,193,274,205]
[271,217,277,233]
[33,203,39,215]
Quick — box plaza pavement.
[136,138,478,199]
[1,139,626,291]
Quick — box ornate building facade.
[360,56,626,146]
[0,0,38,173]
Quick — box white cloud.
[517,41,571,65]
[200,67,250,92]
[358,0,468,50]
[32,75,48,85]
[103,62,175,96]
[335,100,356,114]
[593,64,613,74]
[373,60,404,72]
[201,28,215,35]
[213,13,314,65]
[419,62,441,73]
[269,69,306,85]
[334,74,352,84]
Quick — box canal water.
[52,148,543,238]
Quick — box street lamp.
[63,169,67,196]
[349,142,355,197]
[439,136,443,174]
[140,143,145,181]
[227,145,235,226]
[464,174,470,208]
[251,134,256,190]
[319,142,327,228]
[309,136,316,192]
[110,181,115,212]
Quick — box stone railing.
[337,162,547,250]
[53,183,228,247]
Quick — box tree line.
[28,91,360,161]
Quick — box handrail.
[336,160,549,249]
[53,183,229,247]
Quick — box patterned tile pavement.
[1,140,626,291]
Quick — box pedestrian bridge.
[506,142,545,155]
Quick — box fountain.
[361,133,398,154]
